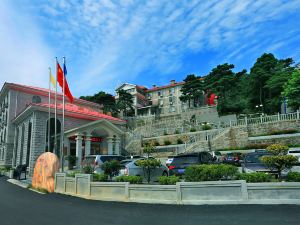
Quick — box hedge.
[115,175,143,184]
[184,164,238,182]
[159,175,180,185]
[238,173,271,183]
[286,172,300,182]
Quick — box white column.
[85,134,92,156]
[75,134,83,167]
[115,137,121,155]
[107,137,113,155]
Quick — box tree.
[180,74,205,108]
[80,91,118,115]
[248,53,294,113]
[260,144,298,181]
[204,63,247,115]
[136,141,161,183]
[283,69,300,110]
[101,160,121,180]
[116,89,134,117]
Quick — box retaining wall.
[55,173,300,205]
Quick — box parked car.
[119,158,169,181]
[221,153,242,165]
[288,149,300,163]
[166,156,175,167]
[82,155,126,173]
[168,152,214,176]
[241,152,275,173]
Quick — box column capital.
[75,133,83,141]
[85,134,92,141]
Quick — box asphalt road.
[1,176,300,225]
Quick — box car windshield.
[172,156,198,164]
[245,154,269,163]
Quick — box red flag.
[57,62,74,103]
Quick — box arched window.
[32,96,41,104]
[46,118,61,155]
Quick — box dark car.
[241,152,274,173]
[169,152,214,176]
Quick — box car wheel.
[162,171,168,176]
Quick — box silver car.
[119,158,169,181]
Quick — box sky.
[1,0,300,97]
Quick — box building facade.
[0,83,126,175]
[115,80,216,117]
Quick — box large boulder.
[32,152,60,193]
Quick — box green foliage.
[286,172,300,182]
[116,89,134,117]
[177,138,183,144]
[154,141,160,146]
[163,130,168,135]
[269,129,299,135]
[65,155,77,169]
[115,175,143,184]
[101,160,121,178]
[164,139,172,145]
[205,63,248,115]
[136,159,161,183]
[238,173,271,183]
[82,165,94,174]
[143,141,156,158]
[184,164,238,182]
[67,171,81,177]
[174,129,180,134]
[283,70,300,110]
[190,128,197,132]
[159,175,179,185]
[180,74,205,108]
[80,91,118,115]
[202,124,212,130]
[92,173,108,182]
[261,144,298,180]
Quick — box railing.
[135,111,300,138]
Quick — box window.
[32,96,41,104]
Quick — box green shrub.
[177,138,183,144]
[136,159,161,183]
[184,164,238,182]
[101,160,121,178]
[159,175,179,185]
[154,141,160,146]
[269,129,298,135]
[115,175,143,184]
[93,173,108,182]
[164,139,172,145]
[82,165,94,174]
[67,171,81,177]
[164,130,168,135]
[286,172,300,182]
[190,128,197,132]
[238,173,271,183]
[174,129,180,134]
[202,124,212,130]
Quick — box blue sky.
[1,0,300,97]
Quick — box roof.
[12,102,126,124]
[1,82,101,108]
[146,82,185,92]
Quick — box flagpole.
[54,57,58,155]
[48,67,51,152]
[61,57,66,172]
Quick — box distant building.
[115,79,216,117]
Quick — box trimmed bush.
[115,175,143,184]
[184,164,238,182]
[190,128,197,132]
[93,173,108,182]
[202,124,212,130]
[286,172,300,182]
[101,160,121,178]
[164,139,172,145]
[174,129,180,134]
[177,138,183,144]
[159,175,179,185]
[238,173,271,183]
[66,171,81,177]
[82,165,94,174]
[154,141,160,146]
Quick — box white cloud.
[0,1,53,89]
[1,0,300,97]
